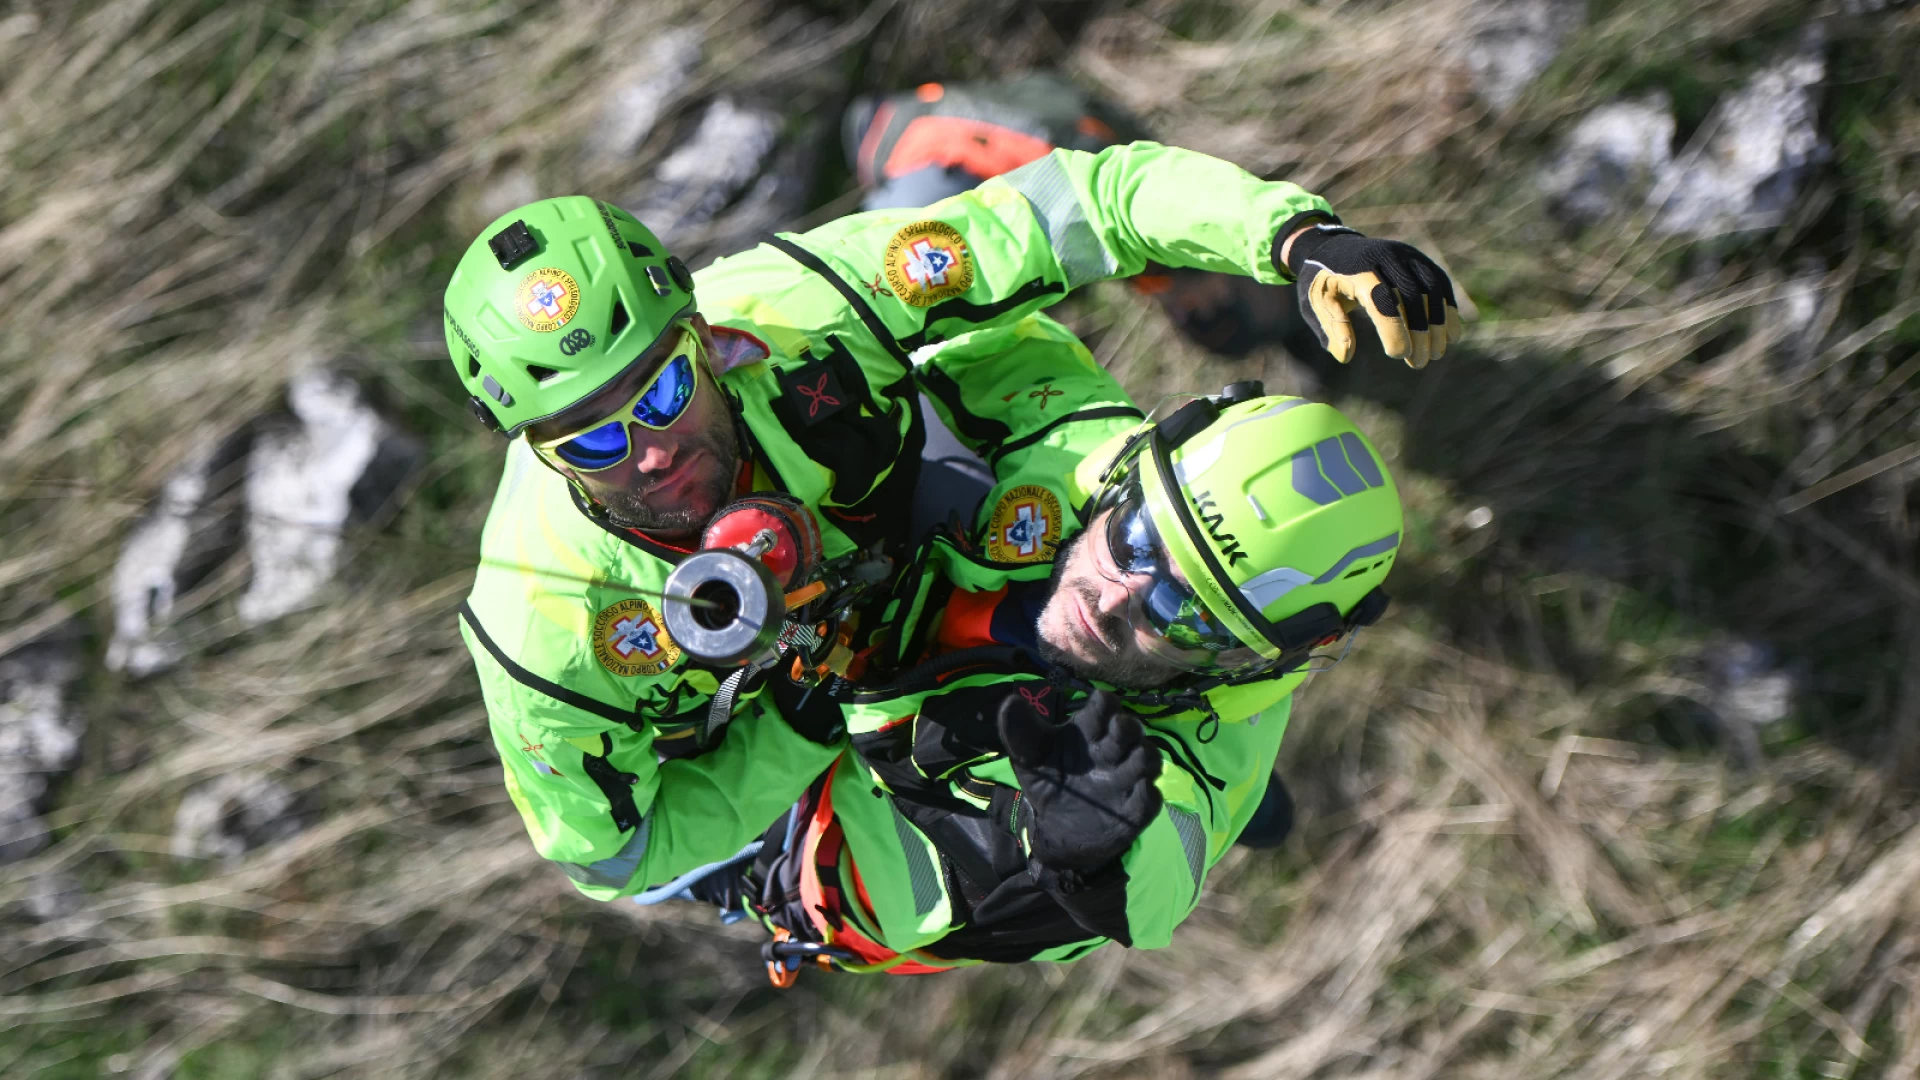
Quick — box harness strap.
[777,762,967,980]
[703,668,750,742]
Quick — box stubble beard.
[1034,529,1181,690]
[598,422,741,537]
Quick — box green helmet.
[1074,384,1402,676]
[443,196,695,436]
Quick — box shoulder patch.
[515,267,582,332]
[985,484,1062,563]
[883,220,974,308]
[591,598,682,677]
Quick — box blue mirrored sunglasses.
[531,328,701,472]
[1096,474,1246,656]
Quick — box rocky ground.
[1,0,1918,1077]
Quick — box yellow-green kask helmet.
[1073,383,1402,678]
[444,196,695,436]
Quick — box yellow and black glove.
[1278,221,1464,369]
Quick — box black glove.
[998,688,1162,873]
[1278,220,1464,369]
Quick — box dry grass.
[1,0,1917,1077]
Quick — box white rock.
[0,773,50,863]
[106,435,248,677]
[1655,38,1828,237]
[237,370,419,625]
[0,12,41,41]
[1703,639,1795,728]
[0,640,82,863]
[171,773,305,864]
[22,872,82,922]
[1539,95,1676,226]
[1461,0,1586,110]
[589,29,702,161]
[1760,267,1828,372]
[628,97,781,247]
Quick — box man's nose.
[626,423,676,474]
[1092,575,1134,617]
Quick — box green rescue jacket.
[827,530,1308,964]
[459,142,1332,900]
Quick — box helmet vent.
[466,354,481,378]
[526,364,559,382]
[609,296,630,338]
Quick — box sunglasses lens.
[1104,485,1160,576]
[632,352,695,428]
[1142,582,1236,653]
[1097,474,1247,661]
[553,420,631,470]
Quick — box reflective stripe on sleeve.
[556,816,652,891]
[1003,153,1118,291]
[1166,806,1206,901]
[889,803,945,917]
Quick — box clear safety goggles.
[530,324,702,472]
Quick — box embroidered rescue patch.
[777,360,849,426]
[883,220,973,307]
[514,267,582,332]
[985,484,1062,563]
[591,598,682,677]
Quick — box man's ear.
[690,312,717,368]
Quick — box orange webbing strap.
[792,769,964,977]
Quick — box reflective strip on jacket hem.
[557,816,653,891]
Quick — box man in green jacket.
[444,142,1461,903]
[717,387,1402,978]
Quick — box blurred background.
[2,0,1918,1076]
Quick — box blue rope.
[630,801,806,926]
[629,839,764,918]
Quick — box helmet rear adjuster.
[1155,381,1267,450]
[467,394,505,435]
[1218,380,1264,406]
[1156,398,1219,449]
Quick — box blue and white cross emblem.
[526,278,569,320]
[903,240,954,289]
[1003,502,1048,556]
[611,615,661,658]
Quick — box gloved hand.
[1279,222,1464,369]
[998,687,1163,873]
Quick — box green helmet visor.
[1088,465,1270,675]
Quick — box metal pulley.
[662,495,824,667]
